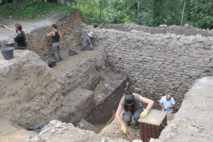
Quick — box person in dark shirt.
[47,24,63,61]
[116,92,154,134]
[82,31,94,51]
[3,23,27,49]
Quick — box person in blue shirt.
[159,94,175,113]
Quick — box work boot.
[82,47,94,51]
[126,122,131,126]
[134,122,139,129]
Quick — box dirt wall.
[86,78,127,125]
[0,49,106,127]
[0,50,63,126]
[26,10,83,61]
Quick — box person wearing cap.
[116,92,154,134]
[2,23,27,49]
[159,94,175,113]
[82,31,94,51]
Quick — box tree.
[153,0,162,26]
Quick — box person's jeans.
[122,107,144,124]
[52,42,62,61]
[81,45,93,51]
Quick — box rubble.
[26,120,128,142]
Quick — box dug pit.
[1,10,213,142]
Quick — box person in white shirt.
[159,94,175,113]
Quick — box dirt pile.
[0,116,36,142]
[27,10,83,61]
[26,120,129,142]
[0,50,62,126]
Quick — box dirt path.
[53,45,104,80]
[0,14,60,41]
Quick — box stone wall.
[152,77,213,142]
[26,10,83,61]
[93,28,213,108]
[102,23,213,37]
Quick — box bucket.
[69,49,76,56]
[1,47,14,60]
[48,59,57,68]
[4,41,15,47]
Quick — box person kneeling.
[116,92,154,134]
[82,31,94,51]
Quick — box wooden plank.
[139,123,143,140]
[139,109,167,142]
[143,123,148,142]
[139,109,167,126]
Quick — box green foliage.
[185,0,213,29]
[0,0,213,29]
[0,2,72,19]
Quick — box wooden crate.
[138,109,167,142]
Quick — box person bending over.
[116,92,154,134]
[47,24,63,61]
[3,23,27,49]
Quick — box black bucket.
[48,59,57,68]
[1,47,14,60]
[4,41,15,47]
[69,49,76,56]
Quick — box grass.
[0,2,73,19]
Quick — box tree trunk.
[60,0,67,5]
[137,0,140,24]
[180,0,186,25]
[99,0,102,23]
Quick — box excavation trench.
[1,10,213,142]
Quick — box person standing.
[116,92,154,134]
[159,94,176,113]
[82,31,94,51]
[2,23,27,49]
[47,24,63,61]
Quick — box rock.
[26,120,128,142]
[27,123,42,130]
[159,24,167,28]
[79,122,84,128]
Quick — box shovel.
[124,132,132,140]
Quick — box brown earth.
[0,11,213,142]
